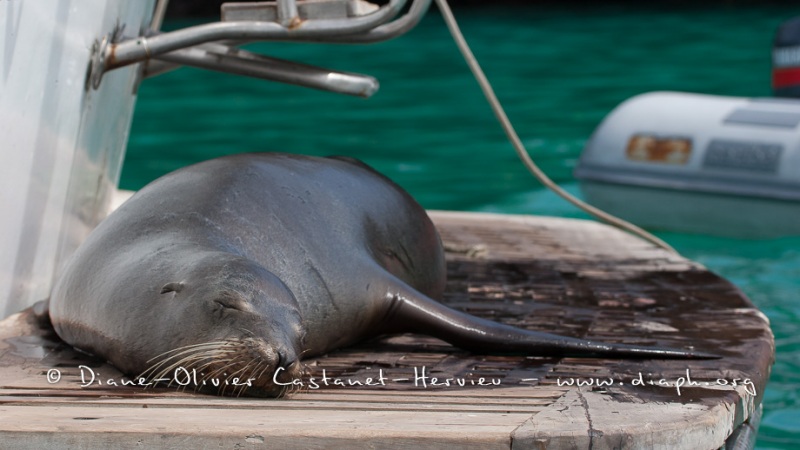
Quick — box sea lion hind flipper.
[387,287,718,360]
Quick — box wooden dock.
[0,211,773,449]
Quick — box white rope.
[433,0,678,254]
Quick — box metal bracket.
[88,36,108,90]
[89,0,431,97]
[88,24,127,90]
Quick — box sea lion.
[48,153,709,397]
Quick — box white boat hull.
[0,1,156,317]
[577,91,800,238]
[581,180,800,238]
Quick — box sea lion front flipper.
[383,284,718,360]
[32,298,52,329]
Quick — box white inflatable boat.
[575,91,800,238]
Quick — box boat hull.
[576,91,800,238]
[0,1,156,317]
[581,179,800,238]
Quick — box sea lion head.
[136,253,305,397]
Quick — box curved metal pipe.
[105,0,406,71]
[325,0,432,43]
[159,0,430,49]
[156,44,379,97]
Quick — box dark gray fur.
[49,153,709,397]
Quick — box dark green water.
[124,5,799,448]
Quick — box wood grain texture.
[0,212,773,449]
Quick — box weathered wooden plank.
[511,388,742,450]
[0,212,773,450]
[0,395,555,413]
[0,405,528,449]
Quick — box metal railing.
[89,0,432,97]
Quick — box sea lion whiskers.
[232,360,262,397]
[139,342,240,388]
[140,341,236,377]
[144,341,237,364]
[143,352,232,391]
[150,337,301,397]
[142,343,271,395]
[251,359,271,384]
[234,359,274,397]
[209,358,253,397]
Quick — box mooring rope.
[434,0,678,254]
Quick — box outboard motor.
[773,17,800,97]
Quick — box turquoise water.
[124,5,799,447]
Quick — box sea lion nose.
[278,350,298,370]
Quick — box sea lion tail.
[388,289,718,360]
